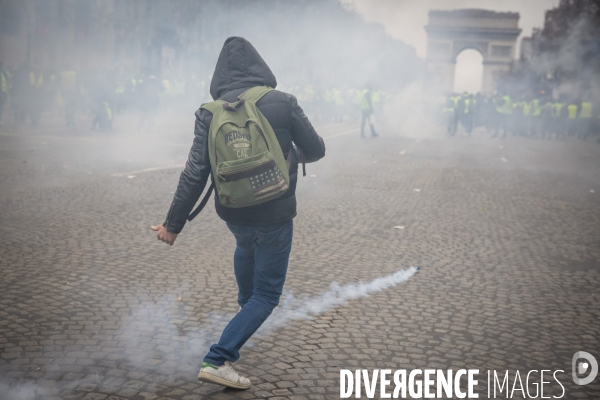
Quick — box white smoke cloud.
[0,267,419,398]
[0,379,50,400]
[256,266,419,336]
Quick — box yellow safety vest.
[30,72,44,88]
[523,102,531,116]
[359,89,371,110]
[103,101,113,121]
[531,99,541,117]
[372,90,381,104]
[497,96,513,115]
[451,96,461,108]
[552,102,565,117]
[464,98,476,114]
[567,104,578,119]
[579,102,592,118]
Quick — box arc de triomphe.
[425,9,521,94]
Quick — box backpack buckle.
[222,98,246,112]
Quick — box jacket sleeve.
[286,93,326,163]
[163,109,213,234]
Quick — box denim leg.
[203,220,293,365]
[229,224,255,308]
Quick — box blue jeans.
[203,219,293,365]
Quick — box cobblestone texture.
[0,122,599,399]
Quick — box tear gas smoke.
[0,267,419,399]
[255,266,420,337]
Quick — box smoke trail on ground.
[0,268,418,398]
[116,267,420,376]
[255,266,419,337]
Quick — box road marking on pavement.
[323,128,360,140]
[111,164,185,177]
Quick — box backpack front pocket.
[215,151,289,207]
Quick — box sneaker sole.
[197,371,251,390]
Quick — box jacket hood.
[210,37,277,100]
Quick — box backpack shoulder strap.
[188,180,214,222]
[200,101,222,114]
[238,86,273,104]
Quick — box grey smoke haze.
[0,268,418,399]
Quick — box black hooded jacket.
[163,37,325,232]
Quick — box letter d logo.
[572,351,598,385]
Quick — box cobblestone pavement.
[1,117,599,399]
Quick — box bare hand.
[150,225,178,246]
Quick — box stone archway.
[425,9,521,94]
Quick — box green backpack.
[188,86,291,221]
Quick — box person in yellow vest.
[566,100,578,137]
[442,93,456,135]
[359,83,378,138]
[461,94,476,135]
[0,62,9,125]
[450,92,462,135]
[492,93,512,138]
[59,67,79,127]
[552,97,567,140]
[578,100,593,140]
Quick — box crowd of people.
[0,61,393,133]
[0,61,208,132]
[5,59,597,143]
[442,91,599,142]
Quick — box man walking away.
[359,83,378,138]
[150,37,325,390]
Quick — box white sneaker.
[198,361,251,389]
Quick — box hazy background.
[350,0,559,93]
